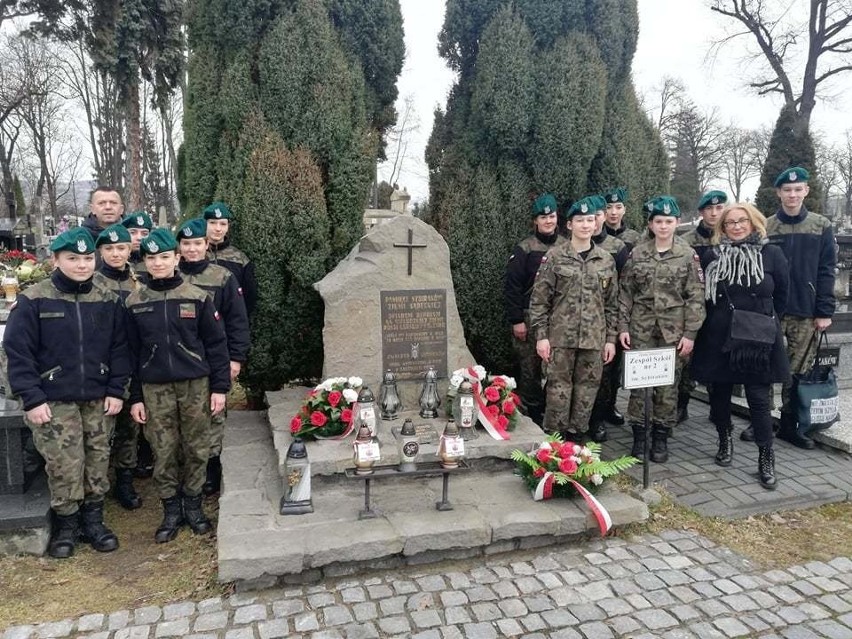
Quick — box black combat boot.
[650,424,669,463]
[758,445,777,490]
[79,500,119,552]
[740,425,755,442]
[587,420,608,443]
[114,468,142,510]
[183,494,212,535]
[776,412,815,450]
[202,456,222,496]
[48,511,79,559]
[604,406,625,426]
[714,424,733,467]
[630,422,645,458]
[676,393,690,423]
[155,496,184,543]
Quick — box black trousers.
[709,383,774,448]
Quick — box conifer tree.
[429,0,668,372]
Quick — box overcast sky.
[379,0,852,203]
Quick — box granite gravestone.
[314,216,475,406]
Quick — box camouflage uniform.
[128,252,149,283]
[179,260,249,456]
[677,224,715,415]
[125,276,230,499]
[605,223,642,248]
[504,233,567,424]
[589,229,630,428]
[4,272,130,516]
[94,267,140,471]
[208,240,257,317]
[529,243,618,435]
[618,238,706,428]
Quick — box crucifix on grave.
[393,228,427,276]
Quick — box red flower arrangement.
[289,376,361,440]
[480,375,521,433]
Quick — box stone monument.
[315,215,474,406]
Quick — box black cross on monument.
[393,228,427,276]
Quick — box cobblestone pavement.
[607,395,852,518]
[5,529,852,639]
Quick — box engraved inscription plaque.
[381,289,448,381]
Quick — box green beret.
[774,166,810,187]
[532,193,558,217]
[643,195,681,219]
[567,197,597,219]
[176,218,207,240]
[50,227,95,255]
[140,228,178,255]
[697,190,728,210]
[588,195,607,212]
[96,223,132,247]
[202,201,233,220]
[121,211,154,230]
[604,187,627,204]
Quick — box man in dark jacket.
[765,166,836,449]
[82,187,125,241]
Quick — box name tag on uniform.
[131,306,154,314]
[179,303,196,319]
[39,311,64,319]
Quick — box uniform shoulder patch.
[693,254,705,283]
[179,303,197,319]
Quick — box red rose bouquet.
[511,434,638,534]
[289,376,362,440]
[480,375,520,433]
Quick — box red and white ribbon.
[532,474,613,535]
[472,381,511,441]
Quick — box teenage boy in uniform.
[126,228,231,542]
[603,187,641,248]
[204,202,258,317]
[94,223,143,510]
[121,211,154,282]
[5,227,131,558]
[177,217,249,495]
[765,166,836,449]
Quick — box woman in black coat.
[692,202,790,490]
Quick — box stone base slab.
[0,474,51,556]
[218,411,649,589]
[267,388,551,479]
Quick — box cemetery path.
[4,528,852,639]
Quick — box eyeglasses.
[722,218,750,229]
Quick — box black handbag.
[729,308,777,345]
[723,284,777,372]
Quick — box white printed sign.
[810,397,839,425]
[623,347,677,390]
[355,441,381,463]
[442,437,465,458]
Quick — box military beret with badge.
[96,223,132,247]
[50,227,95,254]
[141,228,178,255]
[176,218,207,240]
[604,187,627,204]
[202,201,233,220]
[532,193,558,217]
[697,190,727,210]
[643,195,681,219]
[773,166,809,187]
[121,211,154,230]
[567,196,601,219]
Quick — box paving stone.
[623,593,652,610]
[713,578,743,594]
[352,602,378,622]
[340,587,367,603]
[511,561,536,575]
[378,595,406,616]
[378,616,411,635]
[687,622,727,639]
[322,606,353,627]
[257,619,289,639]
[634,573,667,590]
[790,580,823,596]
[578,622,612,639]
[4,627,36,639]
[634,609,679,631]
[229,594,258,607]
[460,623,497,639]
[416,575,447,592]
[670,604,702,623]
[779,627,822,639]
[234,604,267,625]
[34,620,73,638]
[366,585,393,600]
[538,572,562,589]
[469,568,499,584]
[809,577,847,593]
[271,599,304,617]
[739,615,770,633]
[610,578,641,596]
[114,624,152,639]
[713,617,751,638]
[162,602,195,621]
[520,614,547,632]
[411,631,441,639]
[497,599,528,618]
[495,619,524,637]
[775,585,807,604]
[466,586,497,602]
[224,628,256,639]
[798,602,832,620]
[514,577,544,594]
[696,598,731,617]
[194,612,230,632]
[550,630,582,639]
[307,631,342,639]
[470,603,501,623]
[77,615,105,633]
[340,622,379,639]
[609,616,642,636]
[197,598,224,615]
[293,612,319,633]
[721,593,760,612]
[809,619,852,639]
[109,611,132,631]
[134,608,162,625]
[645,590,677,607]
[444,607,472,625]
[820,594,852,614]
[307,593,336,608]
[777,607,810,625]
[155,619,189,638]
[597,597,633,616]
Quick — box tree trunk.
[125,74,144,210]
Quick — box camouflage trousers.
[210,408,227,457]
[512,317,545,423]
[142,377,211,499]
[677,354,695,399]
[110,406,139,470]
[591,342,622,422]
[780,316,820,415]
[626,328,687,429]
[25,400,115,516]
[543,347,602,435]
